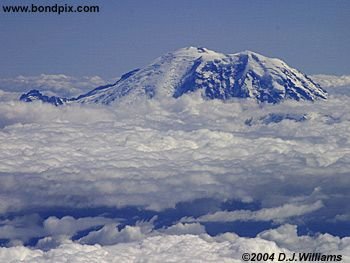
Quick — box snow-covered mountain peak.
[170,46,225,60]
[20,47,327,105]
[234,50,262,56]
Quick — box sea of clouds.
[0,75,349,261]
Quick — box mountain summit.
[20,47,327,105]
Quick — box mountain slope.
[20,47,327,105]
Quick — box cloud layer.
[0,84,350,260]
[1,224,349,262]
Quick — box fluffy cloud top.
[1,95,349,214]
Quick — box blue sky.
[0,0,349,78]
